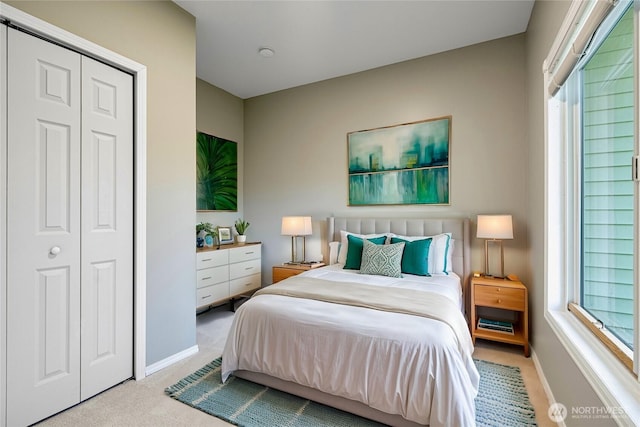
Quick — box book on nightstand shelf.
[477,318,515,335]
[284,261,324,268]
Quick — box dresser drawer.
[474,284,525,311]
[229,244,261,263]
[229,273,261,296]
[230,258,261,280]
[197,250,228,270]
[196,265,229,288]
[197,283,228,307]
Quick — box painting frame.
[217,226,233,245]
[196,131,238,212]
[347,116,451,206]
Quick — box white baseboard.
[531,345,566,427]
[145,344,199,376]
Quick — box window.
[544,0,639,421]
[580,5,634,352]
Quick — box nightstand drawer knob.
[497,299,502,304]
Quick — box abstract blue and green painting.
[348,117,450,205]
[196,131,237,211]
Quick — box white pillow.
[388,232,454,274]
[337,230,389,265]
[432,233,454,274]
[328,241,340,265]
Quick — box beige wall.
[195,78,245,231]
[5,0,198,366]
[525,1,613,424]
[244,35,530,284]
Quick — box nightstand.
[470,275,529,357]
[272,263,325,283]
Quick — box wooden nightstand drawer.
[272,263,325,283]
[474,284,525,311]
[273,267,300,283]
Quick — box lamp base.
[484,239,505,278]
[288,235,308,264]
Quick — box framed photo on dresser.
[217,226,233,244]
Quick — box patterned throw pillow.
[360,239,405,278]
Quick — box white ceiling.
[174,1,534,99]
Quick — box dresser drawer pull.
[201,294,212,299]
[201,276,212,280]
[202,258,212,262]
[245,267,253,271]
[245,251,255,255]
[497,299,502,304]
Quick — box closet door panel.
[6,28,82,427]
[80,56,134,400]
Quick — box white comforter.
[221,265,479,426]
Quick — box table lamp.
[476,214,513,278]
[281,216,312,264]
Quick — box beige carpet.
[37,305,553,426]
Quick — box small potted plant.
[234,218,250,244]
[196,222,217,247]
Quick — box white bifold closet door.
[5,28,133,427]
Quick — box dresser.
[196,242,262,310]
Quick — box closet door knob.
[50,246,61,255]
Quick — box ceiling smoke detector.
[258,47,275,58]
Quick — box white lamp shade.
[281,216,312,236]
[477,215,513,239]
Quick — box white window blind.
[545,0,615,96]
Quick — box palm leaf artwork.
[196,132,238,211]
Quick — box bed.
[221,217,478,427]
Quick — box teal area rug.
[165,358,537,427]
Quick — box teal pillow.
[360,240,405,278]
[344,234,387,269]
[391,237,432,276]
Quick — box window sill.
[545,309,639,426]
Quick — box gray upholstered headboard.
[326,217,471,312]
